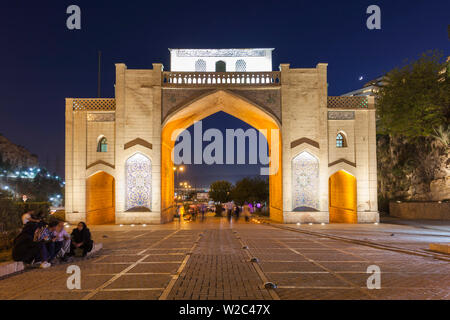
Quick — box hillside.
[0,134,39,168]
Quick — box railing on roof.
[327,96,369,109]
[162,71,281,87]
[72,98,116,111]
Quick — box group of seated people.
[12,212,94,269]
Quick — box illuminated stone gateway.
[65,48,378,224]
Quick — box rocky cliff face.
[377,135,449,210]
[0,134,39,168]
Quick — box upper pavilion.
[169,48,274,72]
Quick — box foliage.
[230,177,269,206]
[431,125,450,149]
[0,199,22,233]
[0,199,51,252]
[52,209,66,222]
[14,201,50,220]
[376,50,450,139]
[30,169,64,202]
[208,180,232,203]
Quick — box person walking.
[233,205,240,222]
[243,202,251,222]
[225,202,233,220]
[226,203,232,222]
[200,203,206,222]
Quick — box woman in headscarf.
[70,222,93,257]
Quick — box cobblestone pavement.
[0,218,449,300]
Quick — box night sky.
[0,0,448,184]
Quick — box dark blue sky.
[0,0,448,180]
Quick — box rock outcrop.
[377,135,449,210]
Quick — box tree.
[230,177,269,207]
[377,50,450,139]
[208,180,232,216]
[209,180,232,203]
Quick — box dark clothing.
[48,241,63,261]
[234,207,240,221]
[12,230,40,264]
[70,224,93,256]
[22,221,40,237]
[227,209,232,222]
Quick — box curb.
[0,243,103,279]
[0,261,24,278]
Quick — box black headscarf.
[71,222,91,244]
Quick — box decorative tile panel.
[327,111,355,120]
[126,153,152,211]
[175,49,267,57]
[292,151,319,211]
[87,113,115,122]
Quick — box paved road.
[0,218,449,300]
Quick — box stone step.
[429,243,450,254]
[0,242,102,278]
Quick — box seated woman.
[50,221,71,262]
[12,223,41,265]
[70,222,93,257]
[12,221,57,269]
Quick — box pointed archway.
[161,90,282,222]
[86,171,115,224]
[328,170,357,223]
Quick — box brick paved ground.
[0,217,449,300]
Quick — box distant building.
[341,76,386,97]
[196,192,209,201]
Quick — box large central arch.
[161,90,282,222]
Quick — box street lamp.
[173,166,185,206]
